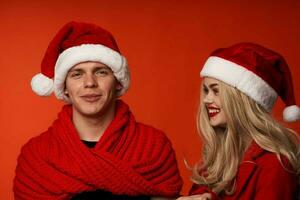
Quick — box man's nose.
[84,74,98,88]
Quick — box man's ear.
[64,89,69,96]
[116,82,123,91]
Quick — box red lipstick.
[207,106,220,118]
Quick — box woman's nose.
[203,93,214,104]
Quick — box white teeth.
[208,109,220,113]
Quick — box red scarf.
[14,100,182,199]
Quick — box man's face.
[65,61,122,118]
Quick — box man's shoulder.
[20,130,51,155]
[135,122,162,131]
[135,122,171,141]
[136,122,164,134]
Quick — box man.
[14,21,182,200]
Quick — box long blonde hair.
[192,80,300,195]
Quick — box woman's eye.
[213,89,219,95]
[203,87,209,94]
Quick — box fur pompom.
[283,105,300,122]
[31,73,54,96]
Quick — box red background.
[1,1,299,199]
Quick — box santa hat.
[31,21,130,102]
[200,42,300,122]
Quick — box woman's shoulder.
[255,151,296,180]
[253,150,298,199]
[247,144,295,173]
[243,142,294,171]
[241,142,297,185]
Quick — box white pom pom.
[283,105,300,122]
[31,73,54,96]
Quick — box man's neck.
[72,104,116,142]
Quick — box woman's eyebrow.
[204,83,218,88]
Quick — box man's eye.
[70,72,82,78]
[96,70,109,76]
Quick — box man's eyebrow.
[94,66,114,73]
[69,68,83,72]
[68,66,111,73]
[95,66,110,70]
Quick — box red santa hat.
[31,21,130,102]
[200,42,300,122]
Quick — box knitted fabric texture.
[14,100,183,199]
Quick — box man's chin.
[81,109,103,118]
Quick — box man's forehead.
[69,61,110,71]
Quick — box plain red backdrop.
[1,0,299,199]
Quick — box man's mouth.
[81,94,102,102]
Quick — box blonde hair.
[192,80,300,195]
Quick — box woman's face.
[202,77,227,127]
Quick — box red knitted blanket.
[14,100,182,199]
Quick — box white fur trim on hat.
[31,73,54,96]
[201,56,278,112]
[53,44,130,102]
[283,105,300,122]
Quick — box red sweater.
[14,100,183,199]
[189,142,298,199]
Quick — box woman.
[179,43,300,200]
